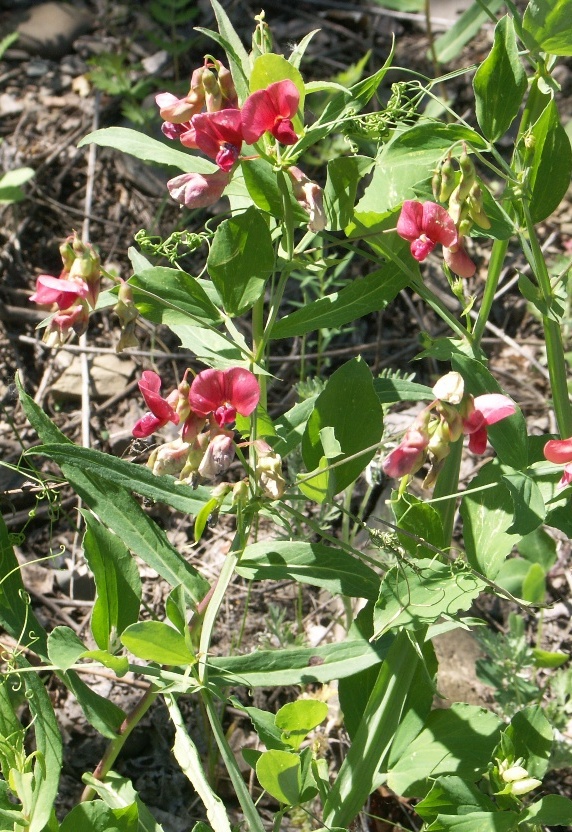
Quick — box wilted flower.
[443,240,477,279]
[543,437,572,487]
[167,170,230,209]
[191,109,243,172]
[241,80,299,145]
[254,440,286,500]
[461,393,516,454]
[198,433,235,478]
[189,367,260,427]
[148,438,191,478]
[289,166,326,232]
[132,370,180,438]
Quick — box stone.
[15,2,93,60]
[50,353,136,401]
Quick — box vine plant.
[2,1,572,830]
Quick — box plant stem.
[472,238,509,345]
[432,437,463,547]
[80,683,159,802]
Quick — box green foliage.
[0,165,34,205]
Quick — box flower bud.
[510,778,542,796]
[432,371,464,405]
[438,155,457,203]
[255,442,286,500]
[202,67,222,113]
[501,765,529,782]
[252,11,273,55]
[232,479,249,504]
[289,166,326,232]
[427,419,452,463]
[467,182,491,230]
[218,63,238,109]
[59,237,75,272]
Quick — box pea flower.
[382,412,431,479]
[30,274,89,308]
[397,200,476,278]
[543,437,572,487]
[189,367,260,427]
[289,166,326,232]
[167,169,230,209]
[461,394,516,454]
[191,109,243,172]
[241,80,299,145]
[132,370,180,438]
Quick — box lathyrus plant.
[3,0,572,830]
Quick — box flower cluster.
[382,371,515,487]
[133,367,283,498]
[29,232,101,346]
[157,61,324,230]
[397,147,490,278]
[543,437,572,488]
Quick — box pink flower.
[191,110,243,172]
[30,273,89,308]
[156,91,203,125]
[462,394,516,454]
[167,170,230,209]
[382,413,430,478]
[241,80,299,146]
[543,437,572,487]
[397,200,476,277]
[189,368,260,427]
[132,370,180,438]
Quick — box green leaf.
[373,560,486,637]
[425,811,518,831]
[241,158,307,221]
[301,358,384,501]
[519,794,572,825]
[129,267,222,327]
[207,634,393,687]
[83,513,141,651]
[526,98,572,223]
[521,561,546,604]
[78,127,216,173]
[256,750,302,805]
[356,124,487,216]
[322,631,422,828]
[207,0,251,101]
[170,323,262,372]
[501,468,546,535]
[207,207,275,316]
[0,167,34,189]
[30,443,214,518]
[19,658,63,832]
[523,0,572,56]
[415,775,496,823]
[271,263,408,339]
[387,704,502,797]
[235,404,276,439]
[324,156,374,230]
[460,460,524,579]
[121,621,196,666]
[236,540,380,600]
[232,702,285,750]
[392,492,446,558]
[48,626,89,671]
[194,498,220,544]
[275,700,329,751]
[517,527,557,572]
[434,0,504,63]
[60,801,139,832]
[504,705,553,780]
[82,771,166,832]
[373,377,434,404]
[272,397,317,457]
[531,647,568,668]
[473,16,528,142]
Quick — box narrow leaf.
[78,127,216,173]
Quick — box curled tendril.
[134,229,210,264]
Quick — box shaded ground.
[1,1,572,830]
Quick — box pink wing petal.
[132,412,166,438]
[30,274,88,305]
[139,371,179,422]
[224,367,260,416]
[473,394,516,426]
[468,425,488,454]
[443,243,476,278]
[241,88,277,144]
[421,202,458,248]
[272,118,298,145]
[544,437,572,464]
[266,80,299,119]
[189,368,225,416]
[396,201,424,241]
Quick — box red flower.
[167,170,230,209]
[30,274,89,308]
[462,394,515,454]
[132,371,180,438]
[397,200,476,278]
[189,367,260,426]
[543,437,572,487]
[191,109,243,172]
[241,80,299,146]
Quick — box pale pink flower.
[167,170,230,209]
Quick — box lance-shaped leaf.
[128,267,223,328]
[523,0,572,56]
[525,98,572,223]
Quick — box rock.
[50,353,136,401]
[15,2,93,60]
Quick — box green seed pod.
[468,182,491,229]
[456,147,476,201]
[438,155,457,202]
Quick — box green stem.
[431,437,463,548]
[522,204,572,437]
[80,683,159,801]
[202,690,266,832]
[472,238,509,345]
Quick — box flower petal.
[30,274,89,307]
[189,368,226,417]
[132,412,166,438]
[473,394,516,426]
[421,202,458,248]
[544,437,572,464]
[139,370,179,422]
[443,243,476,278]
[241,88,277,144]
[167,170,229,209]
[266,80,299,119]
[468,425,488,454]
[223,367,260,416]
[396,200,424,241]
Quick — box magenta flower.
[241,80,299,146]
[191,110,243,172]
[189,368,260,427]
[132,371,180,438]
[167,170,230,209]
[462,394,516,454]
[543,437,572,487]
[397,200,477,277]
[30,273,89,308]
